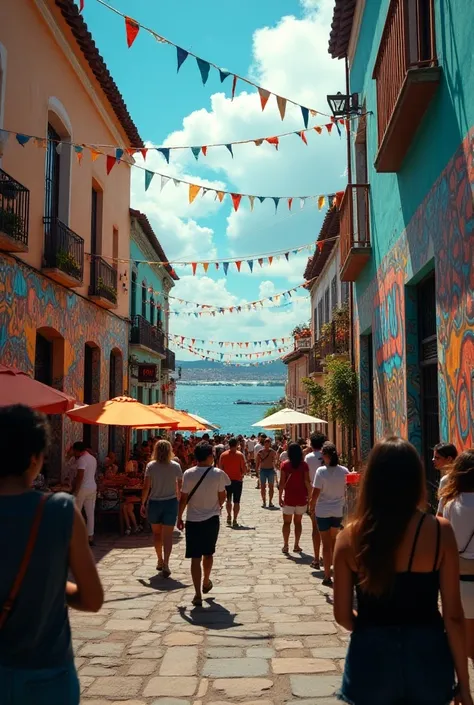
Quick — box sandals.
[156,560,164,571]
[192,596,203,607]
[203,579,213,594]
[294,546,303,553]
[310,560,320,570]
[282,546,289,554]
[162,566,171,578]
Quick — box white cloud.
[259,280,276,298]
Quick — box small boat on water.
[234,400,274,405]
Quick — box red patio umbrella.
[0,364,76,414]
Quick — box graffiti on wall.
[356,129,474,453]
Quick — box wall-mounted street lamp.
[326,92,361,118]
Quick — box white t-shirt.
[443,493,474,559]
[279,450,289,465]
[437,474,449,514]
[305,450,324,484]
[247,439,256,453]
[313,464,349,518]
[254,442,264,456]
[182,465,230,522]
[76,451,97,491]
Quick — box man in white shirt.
[305,433,327,569]
[253,434,265,489]
[246,435,257,470]
[177,441,230,607]
[72,441,98,545]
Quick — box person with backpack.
[279,443,312,554]
[177,441,230,607]
[0,405,103,705]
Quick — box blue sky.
[82,0,346,357]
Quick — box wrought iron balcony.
[0,168,29,252]
[43,217,84,287]
[130,315,165,356]
[89,256,118,308]
[316,320,350,358]
[295,337,311,351]
[163,348,176,371]
[339,184,371,282]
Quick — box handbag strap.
[459,526,474,556]
[0,494,49,630]
[186,466,212,506]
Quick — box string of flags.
[168,298,300,317]
[173,343,294,360]
[95,0,333,125]
[0,128,344,213]
[169,334,293,348]
[173,341,287,367]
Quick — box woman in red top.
[279,443,312,554]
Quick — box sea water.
[175,383,285,437]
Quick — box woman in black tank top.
[333,437,472,705]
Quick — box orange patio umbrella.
[0,364,76,414]
[66,396,178,428]
[135,403,207,432]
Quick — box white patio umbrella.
[187,412,221,431]
[252,407,327,429]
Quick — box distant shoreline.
[177,381,285,387]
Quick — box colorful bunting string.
[173,341,288,367]
[169,334,293,347]
[172,343,294,360]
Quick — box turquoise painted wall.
[130,238,166,328]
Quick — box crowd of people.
[1,403,474,704]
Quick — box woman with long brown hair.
[333,437,471,705]
[141,440,183,577]
[441,449,474,665]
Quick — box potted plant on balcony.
[0,208,24,238]
[97,277,117,303]
[292,322,311,340]
[56,250,81,279]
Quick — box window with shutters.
[324,288,330,324]
[317,300,323,338]
[331,276,338,312]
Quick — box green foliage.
[291,322,311,338]
[0,208,24,238]
[56,249,81,278]
[324,358,358,427]
[302,377,327,419]
[98,277,117,303]
[264,402,285,418]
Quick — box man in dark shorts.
[219,437,247,528]
[256,437,277,508]
[177,441,230,606]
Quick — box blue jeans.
[338,625,455,705]
[0,661,79,705]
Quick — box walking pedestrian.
[305,433,327,569]
[434,442,458,516]
[141,440,183,577]
[71,441,97,546]
[254,433,265,489]
[441,449,474,664]
[256,437,277,508]
[0,405,103,705]
[279,443,312,554]
[334,437,470,705]
[177,441,230,607]
[219,438,247,528]
[310,441,349,586]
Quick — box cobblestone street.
[75,478,347,705]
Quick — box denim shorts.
[0,661,79,705]
[316,516,342,532]
[338,624,455,705]
[260,469,276,485]
[147,497,178,526]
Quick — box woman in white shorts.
[279,443,312,554]
[441,449,474,660]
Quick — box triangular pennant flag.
[106,154,116,175]
[318,195,325,210]
[0,129,9,157]
[231,75,238,100]
[90,148,101,162]
[160,175,170,192]
[258,88,271,111]
[231,193,242,212]
[191,146,200,161]
[276,96,287,120]
[314,126,322,134]
[248,195,255,211]
[223,262,229,275]
[74,145,83,164]
[266,136,279,150]
[272,197,280,213]
[235,261,242,272]
[284,252,289,261]
[15,134,31,147]
[140,148,148,161]
[177,47,189,72]
[300,197,306,209]
[201,146,207,156]
[158,148,170,164]
[189,184,201,203]
[258,258,264,267]
[115,148,124,162]
[79,0,84,12]
[247,260,254,273]
[225,144,234,158]
[288,198,293,211]
[144,170,154,191]
[125,17,140,48]
[203,262,209,273]
[333,190,344,207]
[55,142,63,155]
[326,122,334,134]
[196,57,211,85]
[191,263,197,275]
[317,241,324,252]
[254,139,264,147]
[301,106,309,129]
[215,262,219,270]
[173,178,180,187]
[258,196,266,204]
[216,191,225,203]
[219,69,231,82]
[298,131,308,145]
[268,256,273,265]
[34,137,47,149]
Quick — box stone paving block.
[150,700,190,705]
[131,633,162,648]
[80,665,120,676]
[105,619,152,632]
[110,609,152,620]
[275,621,338,636]
[274,638,304,650]
[74,629,110,640]
[79,642,125,658]
[272,658,337,674]
[206,647,243,658]
[160,647,198,676]
[212,678,274,698]
[290,675,342,698]
[196,679,208,698]
[87,676,143,697]
[286,700,339,705]
[143,677,198,697]
[311,646,348,659]
[126,659,159,675]
[163,632,203,646]
[203,657,269,678]
[80,676,96,692]
[246,647,275,658]
[127,647,164,659]
[207,635,269,648]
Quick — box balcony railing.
[373,0,439,171]
[295,337,311,351]
[317,320,350,359]
[89,256,118,306]
[163,348,176,371]
[43,217,84,285]
[0,168,29,251]
[308,347,324,375]
[339,184,371,282]
[130,315,165,356]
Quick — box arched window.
[150,296,155,325]
[141,282,147,319]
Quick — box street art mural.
[356,129,474,454]
[0,256,129,464]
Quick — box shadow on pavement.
[138,576,188,591]
[177,599,242,630]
